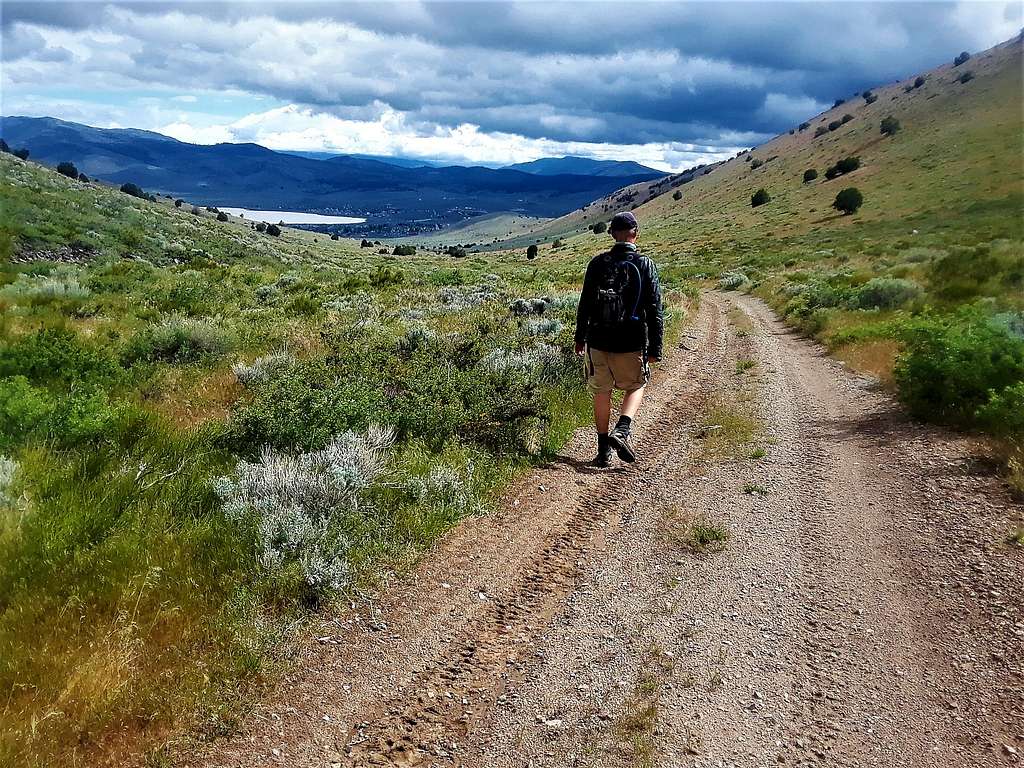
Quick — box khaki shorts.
[585,347,649,394]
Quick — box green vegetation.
[803,168,818,183]
[0,153,654,765]
[751,188,770,207]
[681,518,729,553]
[832,187,864,214]
[880,116,901,136]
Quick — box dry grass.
[834,338,902,389]
[614,646,675,768]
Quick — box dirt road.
[197,293,1023,768]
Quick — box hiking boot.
[608,426,636,463]
[592,446,614,467]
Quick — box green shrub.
[0,328,120,387]
[958,71,974,84]
[803,168,818,183]
[855,277,922,309]
[798,121,810,131]
[976,382,1024,439]
[124,315,233,364]
[954,51,971,67]
[592,221,607,234]
[841,113,855,123]
[216,211,228,222]
[526,244,539,260]
[814,126,828,138]
[750,158,763,170]
[832,187,863,215]
[894,311,1024,426]
[672,190,682,201]
[0,376,53,447]
[120,182,147,199]
[266,224,281,237]
[56,162,79,179]
[828,120,842,131]
[751,188,770,208]
[914,76,926,88]
[880,116,901,136]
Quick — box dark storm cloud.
[2,1,1019,146]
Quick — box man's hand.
[575,342,586,356]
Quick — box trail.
[198,293,1022,768]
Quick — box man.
[574,211,663,466]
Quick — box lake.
[219,207,366,224]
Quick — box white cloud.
[158,104,749,171]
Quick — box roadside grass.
[614,646,675,768]
[734,358,757,374]
[695,399,759,460]
[683,519,730,554]
[744,483,769,495]
[1008,528,1024,547]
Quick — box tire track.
[339,301,726,767]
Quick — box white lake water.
[219,207,366,224]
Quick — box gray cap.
[609,211,639,232]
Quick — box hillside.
[492,37,1022,258]
[0,117,659,235]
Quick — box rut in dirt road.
[196,293,1022,768]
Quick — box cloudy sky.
[1,1,1019,170]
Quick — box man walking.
[574,211,663,466]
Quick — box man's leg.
[619,385,646,419]
[593,390,612,434]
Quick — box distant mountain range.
[503,156,662,177]
[0,117,665,235]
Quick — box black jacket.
[574,242,664,359]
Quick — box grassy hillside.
[0,153,697,765]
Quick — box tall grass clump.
[125,315,234,364]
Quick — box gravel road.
[196,293,1022,768]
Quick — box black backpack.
[593,252,643,327]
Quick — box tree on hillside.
[880,116,901,136]
[958,71,974,84]
[330,233,340,241]
[13,148,29,160]
[914,75,926,88]
[593,220,607,234]
[864,92,878,105]
[672,190,683,201]
[266,224,281,236]
[78,173,89,183]
[798,121,810,131]
[393,244,415,256]
[446,245,467,258]
[526,244,538,260]
[256,222,267,232]
[803,168,818,183]
[120,182,146,199]
[216,211,228,222]
[833,187,863,215]
[750,158,763,169]
[954,51,971,66]
[57,161,79,178]
[751,188,770,208]
[174,198,184,208]
[841,113,854,124]
[833,98,846,107]
[0,138,8,153]
[814,126,829,138]
[828,120,842,132]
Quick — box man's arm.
[642,258,664,360]
[574,261,595,353]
